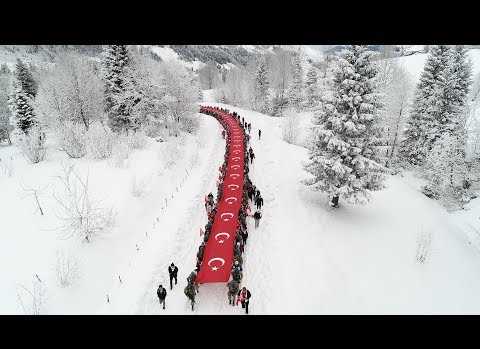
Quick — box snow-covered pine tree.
[9,84,36,134]
[304,66,319,109]
[253,56,270,114]
[14,59,37,98]
[398,45,451,166]
[304,45,385,208]
[102,45,135,133]
[288,51,304,112]
[422,45,472,203]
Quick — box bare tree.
[17,277,47,315]
[282,109,300,144]
[52,163,116,242]
[198,61,221,90]
[377,61,413,167]
[19,180,48,216]
[55,249,80,287]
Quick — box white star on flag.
[211,266,219,271]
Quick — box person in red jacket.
[236,287,252,314]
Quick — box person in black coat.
[258,129,261,140]
[157,284,167,310]
[240,228,248,246]
[237,287,252,314]
[253,210,262,229]
[168,263,179,290]
[255,195,264,210]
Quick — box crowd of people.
[168,105,263,314]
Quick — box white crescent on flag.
[220,212,234,222]
[232,150,241,155]
[227,184,239,190]
[214,232,231,244]
[233,144,241,148]
[225,196,238,205]
[230,173,240,179]
[231,164,240,169]
[207,257,226,271]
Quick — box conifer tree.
[14,59,37,98]
[423,45,472,202]
[253,56,270,114]
[102,45,134,133]
[399,45,450,166]
[304,66,319,108]
[304,45,385,208]
[9,85,36,134]
[288,51,304,112]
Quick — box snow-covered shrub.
[421,185,440,200]
[179,114,199,134]
[18,126,46,164]
[85,122,115,160]
[16,277,47,315]
[282,109,299,145]
[55,250,79,287]
[53,163,116,242]
[127,130,148,150]
[0,155,14,177]
[423,133,468,207]
[416,230,432,264]
[130,174,149,198]
[59,122,87,159]
[110,136,131,168]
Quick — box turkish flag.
[197,110,245,283]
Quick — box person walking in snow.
[197,242,206,262]
[255,195,264,210]
[157,284,167,310]
[249,151,255,165]
[237,287,252,314]
[240,228,248,246]
[184,283,196,311]
[253,210,262,229]
[231,261,243,282]
[227,279,240,305]
[168,263,178,290]
[222,129,226,139]
[248,123,251,133]
[258,129,261,140]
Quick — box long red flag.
[197,108,245,283]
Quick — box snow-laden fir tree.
[102,45,135,133]
[14,59,37,98]
[304,66,319,109]
[0,68,13,144]
[399,45,451,166]
[253,56,270,114]
[422,45,472,204]
[288,51,304,112]
[304,45,385,208]
[9,84,37,134]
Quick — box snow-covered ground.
[0,112,225,314]
[198,103,480,314]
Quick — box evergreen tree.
[9,85,36,134]
[102,45,134,133]
[304,45,385,208]
[423,45,472,203]
[288,51,304,112]
[399,45,450,166]
[253,56,270,114]
[304,66,319,108]
[14,59,37,98]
